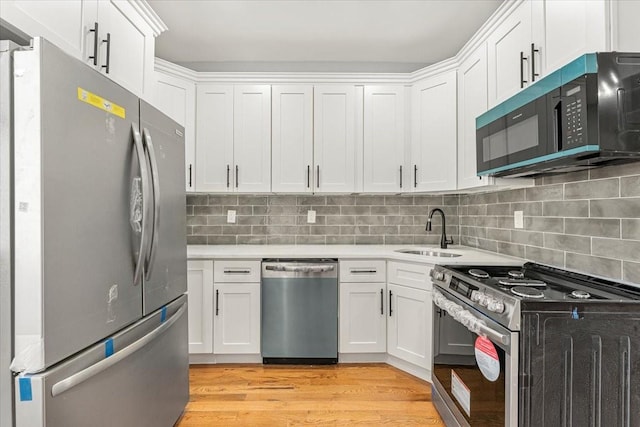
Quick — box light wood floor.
[176,363,445,426]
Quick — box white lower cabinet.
[187,260,214,354]
[213,282,261,354]
[386,283,431,369]
[339,282,387,353]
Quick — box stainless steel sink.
[396,249,462,258]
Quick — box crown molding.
[127,0,168,36]
[155,57,199,80]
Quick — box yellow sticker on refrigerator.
[77,87,126,119]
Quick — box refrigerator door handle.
[131,124,150,286]
[50,303,187,397]
[142,128,160,280]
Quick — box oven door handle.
[433,290,510,346]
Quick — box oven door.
[431,288,518,427]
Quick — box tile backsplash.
[186,162,640,284]
[459,162,640,284]
[186,194,459,246]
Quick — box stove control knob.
[487,299,505,314]
[433,271,445,281]
[470,290,481,303]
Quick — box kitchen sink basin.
[396,249,462,258]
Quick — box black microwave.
[476,52,640,177]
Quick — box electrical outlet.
[307,210,316,224]
[227,209,236,223]
[514,211,524,229]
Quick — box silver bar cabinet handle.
[88,22,99,66]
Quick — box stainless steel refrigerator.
[0,37,189,427]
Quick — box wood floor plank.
[176,363,445,426]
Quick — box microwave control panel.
[562,81,588,148]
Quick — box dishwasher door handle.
[265,265,335,273]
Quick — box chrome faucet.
[426,208,453,249]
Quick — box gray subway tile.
[565,218,620,238]
[194,205,223,215]
[251,226,267,235]
[414,195,444,205]
[237,236,267,245]
[296,235,326,244]
[566,253,621,279]
[542,170,589,185]
[589,161,640,179]
[385,216,414,226]
[267,216,297,225]
[326,216,356,226]
[525,246,564,267]
[592,238,640,262]
[384,195,413,205]
[484,227,512,242]
[544,233,590,254]
[341,206,371,215]
[356,216,385,226]
[591,198,640,218]
[511,230,544,246]
[487,203,511,216]
[623,261,640,285]
[370,226,398,235]
[621,176,640,197]
[207,216,228,225]
[206,235,235,245]
[222,225,251,235]
[252,206,268,215]
[497,242,525,258]
[398,206,425,216]
[355,236,384,244]
[297,196,326,206]
[267,236,295,244]
[193,225,223,235]
[238,196,267,205]
[469,192,498,205]
[307,205,340,216]
[327,196,355,206]
[186,206,194,215]
[444,195,460,205]
[467,205,488,216]
[237,215,266,225]
[399,225,427,235]
[297,215,326,226]
[477,239,499,253]
[326,235,355,244]
[543,200,588,217]
[265,225,309,235]
[187,235,207,245]
[356,196,384,205]
[266,205,299,215]
[476,216,498,228]
[525,184,563,201]
[223,205,252,215]
[187,194,208,205]
[371,206,400,215]
[310,226,341,235]
[269,195,297,205]
[385,235,414,245]
[622,219,640,240]
[565,178,619,200]
[511,202,543,216]
[187,216,208,226]
[208,195,238,205]
[497,189,525,203]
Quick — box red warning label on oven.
[475,336,500,382]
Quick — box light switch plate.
[227,209,236,223]
[307,210,316,224]
[514,211,524,229]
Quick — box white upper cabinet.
[531,0,607,78]
[411,71,457,192]
[457,45,489,191]
[313,85,359,193]
[154,70,196,192]
[612,0,640,51]
[233,85,271,192]
[195,85,271,193]
[195,84,234,192]
[487,1,533,107]
[0,0,85,56]
[363,86,406,193]
[271,85,314,193]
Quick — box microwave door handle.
[554,100,563,151]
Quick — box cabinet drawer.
[388,261,432,291]
[214,260,261,283]
[339,260,386,283]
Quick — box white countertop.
[187,244,524,266]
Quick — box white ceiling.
[149,0,504,73]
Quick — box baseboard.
[338,353,387,363]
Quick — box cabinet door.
[339,282,386,353]
[233,85,272,192]
[387,283,431,369]
[487,1,532,106]
[0,0,85,59]
[187,261,214,354]
[195,84,234,192]
[313,86,357,193]
[411,71,457,192]
[457,45,489,191]
[612,0,640,51]
[363,86,406,192]
[154,71,196,192]
[213,283,261,354]
[536,0,607,77]
[271,85,313,193]
[97,0,148,96]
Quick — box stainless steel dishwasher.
[261,259,338,364]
